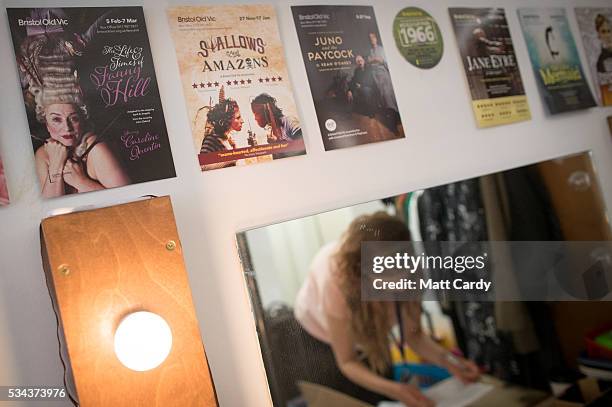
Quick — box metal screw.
[166,240,176,251]
[58,264,70,276]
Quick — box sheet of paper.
[425,378,493,406]
[378,378,494,407]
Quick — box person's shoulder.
[77,132,101,153]
[87,136,108,154]
[85,133,99,146]
[201,134,225,151]
[284,115,301,128]
[86,138,114,162]
[201,137,217,151]
[311,241,339,273]
[202,133,222,142]
[35,144,48,160]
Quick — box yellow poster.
[450,8,531,128]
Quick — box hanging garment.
[480,175,539,355]
[417,178,520,382]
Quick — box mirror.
[237,151,612,407]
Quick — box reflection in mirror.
[237,151,612,407]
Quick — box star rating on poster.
[192,77,281,91]
[193,81,220,89]
[258,76,283,83]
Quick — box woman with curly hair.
[34,100,130,198]
[19,32,129,198]
[200,98,244,153]
[295,212,479,406]
[250,93,302,142]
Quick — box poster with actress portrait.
[292,5,405,150]
[7,7,176,199]
[575,8,612,106]
[449,8,531,128]
[0,152,9,206]
[167,4,306,171]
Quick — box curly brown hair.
[207,99,240,136]
[251,93,284,124]
[333,211,419,373]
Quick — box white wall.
[0,0,611,406]
[246,200,387,307]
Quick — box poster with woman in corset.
[7,7,176,198]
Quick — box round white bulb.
[114,311,172,371]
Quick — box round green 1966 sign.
[393,7,443,69]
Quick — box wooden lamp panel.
[40,197,216,407]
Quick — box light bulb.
[114,311,172,371]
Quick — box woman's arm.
[62,160,104,193]
[84,142,130,190]
[62,142,130,193]
[369,55,385,64]
[401,303,480,383]
[35,144,66,198]
[327,313,434,407]
[368,47,386,64]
